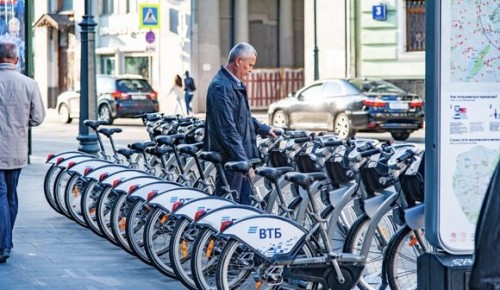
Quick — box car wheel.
[98,105,113,125]
[58,104,72,124]
[272,110,289,128]
[334,113,354,139]
[390,131,411,141]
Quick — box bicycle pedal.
[265,266,284,285]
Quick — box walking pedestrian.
[204,42,277,205]
[166,74,185,115]
[183,70,196,115]
[0,41,46,263]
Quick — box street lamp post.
[313,0,319,81]
[76,0,99,154]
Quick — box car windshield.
[361,80,405,94]
[116,79,153,93]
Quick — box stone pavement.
[0,160,186,290]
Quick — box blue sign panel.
[139,4,160,29]
[372,4,387,21]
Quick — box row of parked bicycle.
[43,113,429,290]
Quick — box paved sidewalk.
[0,161,186,290]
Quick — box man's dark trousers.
[214,167,252,205]
[0,169,21,252]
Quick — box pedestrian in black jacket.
[204,42,277,205]
[183,71,196,115]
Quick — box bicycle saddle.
[285,172,327,189]
[178,142,203,157]
[128,141,155,152]
[199,151,223,165]
[255,166,295,182]
[155,133,186,146]
[224,161,251,173]
[98,128,122,137]
[117,148,136,159]
[83,119,109,129]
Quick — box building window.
[125,56,150,80]
[406,0,425,52]
[98,55,116,75]
[102,0,114,15]
[60,0,73,12]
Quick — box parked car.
[349,78,424,141]
[268,79,369,139]
[56,74,159,125]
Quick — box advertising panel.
[0,0,26,74]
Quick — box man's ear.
[14,57,19,65]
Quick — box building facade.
[304,0,426,98]
[32,0,425,114]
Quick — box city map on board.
[450,0,499,82]
[453,145,499,224]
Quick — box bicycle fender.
[84,164,131,180]
[113,176,162,192]
[172,196,235,221]
[46,151,93,164]
[329,184,355,208]
[128,181,182,201]
[147,187,208,213]
[66,159,112,175]
[364,192,390,219]
[221,215,307,257]
[56,155,96,169]
[100,169,151,186]
[195,205,263,232]
[405,203,425,230]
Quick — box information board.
[426,0,500,254]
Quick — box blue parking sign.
[139,4,160,29]
[372,4,387,21]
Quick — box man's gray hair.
[0,41,18,59]
[228,42,257,63]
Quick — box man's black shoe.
[0,249,10,263]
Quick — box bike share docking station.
[420,2,500,290]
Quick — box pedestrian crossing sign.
[139,4,160,29]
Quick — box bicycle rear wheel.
[44,164,64,214]
[216,239,318,289]
[64,174,88,227]
[125,199,151,264]
[343,213,397,290]
[110,194,133,254]
[191,228,223,290]
[386,226,429,290]
[143,207,177,278]
[169,218,198,289]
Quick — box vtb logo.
[248,226,282,239]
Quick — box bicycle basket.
[269,149,291,167]
[400,152,425,205]
[325,147,355,186]
[360,154,394,196]
[296,152,320,173]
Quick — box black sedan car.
[56,74,159,125]
[349,79,424,141]
[268,79,369,139]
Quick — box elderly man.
[0,41,46,263]
[204,42,277,205]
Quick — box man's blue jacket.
[204,67,270,163]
